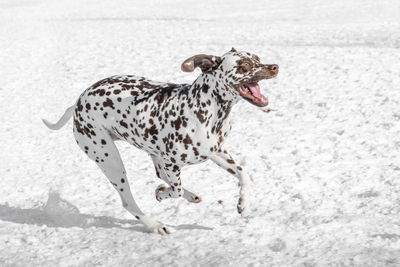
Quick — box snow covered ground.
[1,0,400,265]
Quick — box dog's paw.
[153,224,171,235]
[187,194,202,203]
[237,196,250,217]
[183,188,202,203]
[155,184,167,202]
[140,216,171,235]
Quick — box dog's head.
[181,48,278,107]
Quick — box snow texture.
[1,0,400,266]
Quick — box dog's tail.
[42,105,75,130]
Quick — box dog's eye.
[241,62,252,71]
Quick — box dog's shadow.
[0,191,212,233]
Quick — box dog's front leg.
[154,161,184,201]
[151,155,202,203]
[210,150,251,216]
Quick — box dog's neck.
[185,73,240,133]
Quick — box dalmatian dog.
[43,48,279,234]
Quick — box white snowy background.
[1,0,400,266]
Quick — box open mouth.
[238,82,268,107]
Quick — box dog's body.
[43,48,278,234]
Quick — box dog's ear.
[230,47,237,52]
[181,54,222,73]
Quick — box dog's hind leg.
[73,124,170,235]
[151,156,202,203]
[210,149,251,216]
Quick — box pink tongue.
[247,82,263,98]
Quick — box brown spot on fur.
[103,98,115,109]
[181,153,187,161]
[182,134,192,149]
[227,168,235,175]
[120,121,128,128]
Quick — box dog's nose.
[267,64,279,74]
[269,64,279,71]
